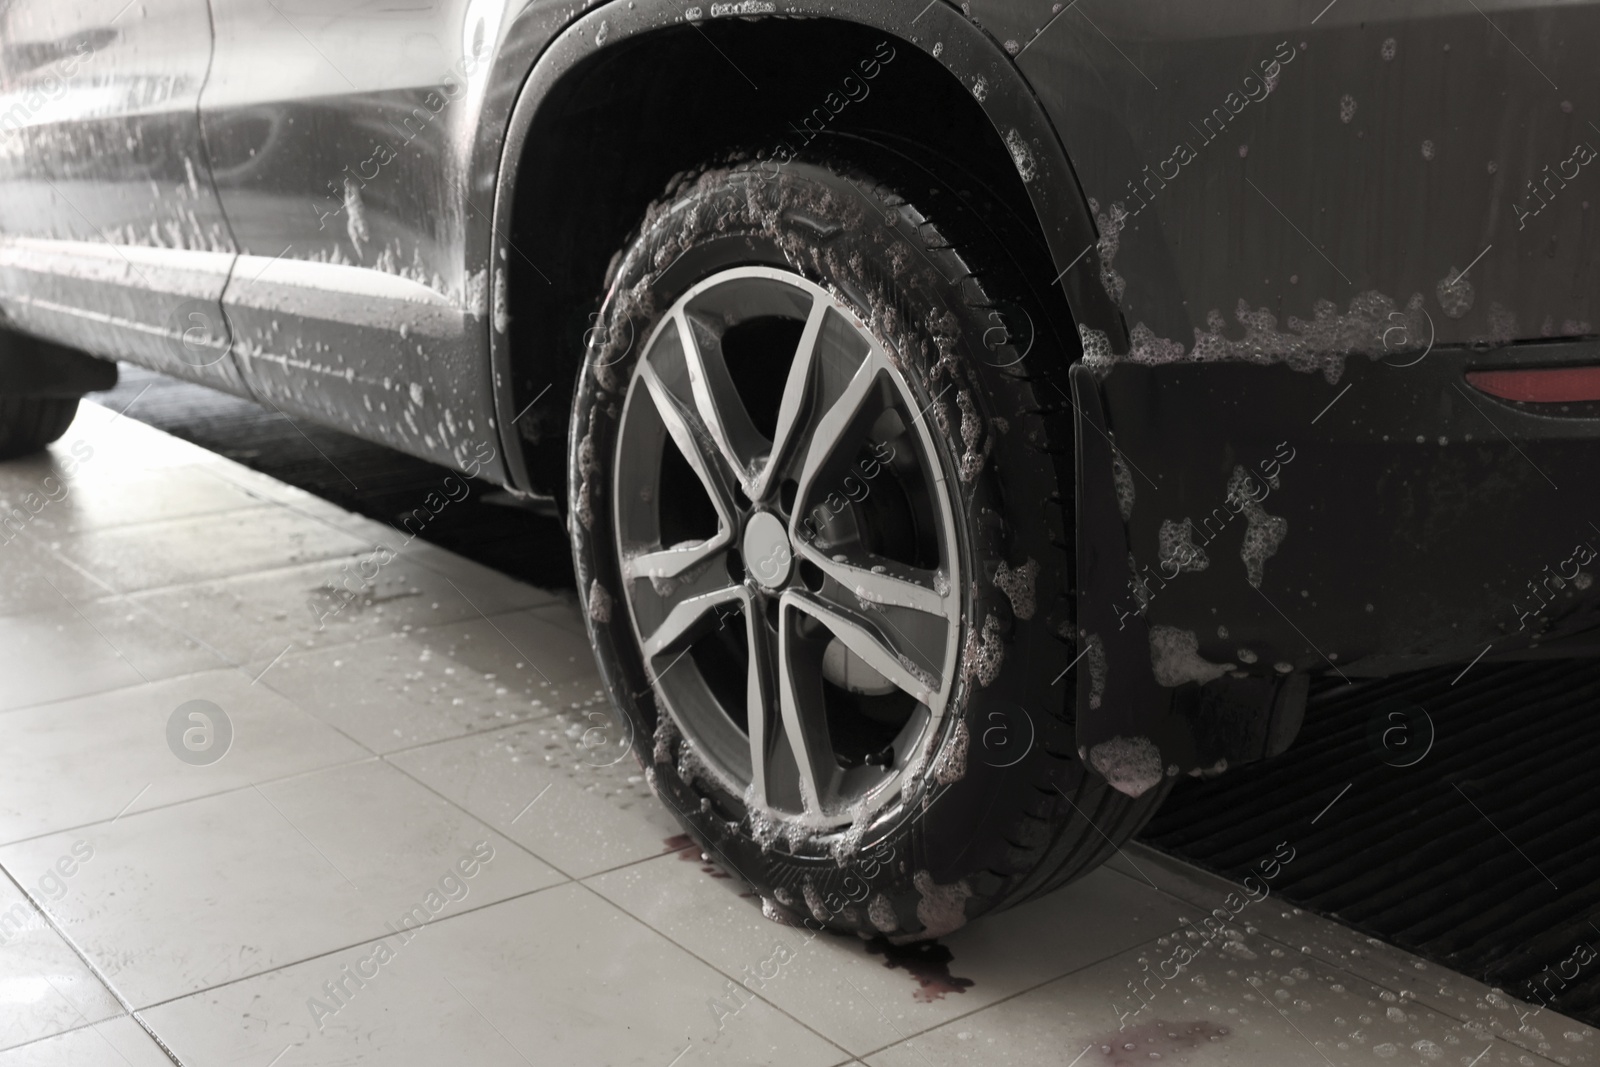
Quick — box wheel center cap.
[743,511,793,591]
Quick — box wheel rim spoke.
[743,605,774,810]
[626,540,729,583]
[788,590,938,706]
[639,352,738,521]
[793,543,951,620]
[640,584,745,661]
[752,297,831,501]
[792,348,880,507]
[777,593,836,814]
[676,308,768,498]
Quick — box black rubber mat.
[1140,659,1600,1026]
[92,365,574,591]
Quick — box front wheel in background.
[0,397,80,461]
[568,156,1170,941]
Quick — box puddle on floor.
[666,833,740,883]
[865,938,975,1002]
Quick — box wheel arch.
[482,0,1117,500]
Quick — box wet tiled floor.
[0,402,1591,1066]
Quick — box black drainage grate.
[1140,658,1600,1026]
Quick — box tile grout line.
[0,675,605,856]
[0,757,388,851]
[128,878,575,1015]
[375,753,584,884]
[0,863,189,1066]
[17,498,278,540]
[573,848,1193,1064]
[0,593,583,721]
[567,876,858,1064]
[8,483,560,626]
[184,453,573,605]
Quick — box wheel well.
[502,15,1071,499]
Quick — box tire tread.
[0,397,78,460]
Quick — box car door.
[0,0,243,389]
[198,0,505,475]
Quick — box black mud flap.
[1070,363,1307,795]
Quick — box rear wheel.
[0,397,78,460]
[568,154,1170,939]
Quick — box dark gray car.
[2,0,1596,940]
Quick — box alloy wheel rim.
[612,266,962,830]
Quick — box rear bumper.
[1071,340,1600,782]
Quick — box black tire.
[0,397,78,460]
[568,152,1170,941]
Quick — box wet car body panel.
[1001,0,1599,352]
[197,0,509,478]
[988,0,1600,774]
[0,0,243,389]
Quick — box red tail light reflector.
[1465,366,1600,403]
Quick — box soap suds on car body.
[993,557,1039,620]
[1081,197,1438,380]
[1149,625,1234,687]
[1112,451,1135,521]
[1082,632,1107,709]
[1087,735,1166,798]
[1228,466,1288,588]
[1004,128,1036,182]
[1159,518,1210,572]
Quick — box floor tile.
[142,883,846,1067]
[589,854,1192,1057]
[389,718,678,878]
[70,400,221,462]
[40,506,372,593]
[527,590,588,631]
[0,446,90,500]
[0,759,562,1007]
[0,668,368,843]
[862,923,1570,1067]
[60,595,233,682]
[0,1016,175,1067]
[0,404,203,503]
[1108,844,1599,1065]
[0,874,121,1050]
[0,606,147,712]
[13,462,263,536]
[0,585,235,710]
[189,459,369,518]
[412,605,601,687]
[400,540,564,614]
[127,553,552,668]
[0,537,112,621]
[260,614,603,755]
